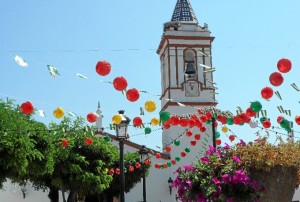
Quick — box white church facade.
[0,0,299,201]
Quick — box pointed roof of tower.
[171,0,198,23]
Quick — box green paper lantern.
[280,119,290,130]
[206,120,212,124]
[167,162,171,167]
[160,165,164,169]
[159,110,171,122]
[174,140,180,146]
[175,157,181,162]
[226,117,234,125]
[185,147,191,153]
[145,127,152,134]
[260,117,267,123]
[104,135,110,142]
[215,132,221,138]
[250,101,262,112]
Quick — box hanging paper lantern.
[246,108,256,117]
[155,164,161,169]
[295,115,300,125]
[190,140,197,146]
[239,113,251,124]
[165,146,171,152]
[233,116,243,125]
[229,135,235,142]
[85,137,93,145]
[179,118,189,127]
[249,120,258,128]
[145,127,151,134]
[53,107,65,118]
[250,101,262,113]
[277,116,285,124]
[150,117,159,126]
[262,120,271,128]
[226,117,234,125]
[104,135,111,142]
[261,87,274,99]
[194,134,201,140]
[155,153,161,159]
[188,119,196,127]
[199,126,206,132]
[171,160,176,165]
[221,126,228,133]
[126,88,140,102]
[61,139,69,148]
[87,112,98,123]
[277,58,292,73]
[200,115,207,123]
[112,114,122,124]
[214,121,218,128]
[280,119,290,130]
[159,111,171,122]
[115,168,120,174]
[96,60,111,76]
[205,112,213,120]
[128,165,134,172]
[260,117,268,123]
[109,168,115,175]
[175,157,181,162]
[269,72,284,86]
[144,159,151,165]
[144,100,156,112]
[186,130,193,137]
[167,162,172,167]
[113,76,128,91]
[163,121,171,129]
[133,116,143,127]
[174,140,180,146]
[135,162,141,169]
[20,101,34,115]
[216,139,222,145]
[215,132,220,138]
[163,164,168,169]
[170,115,180,125]
[180,151,187,157]
[185,148,191,153]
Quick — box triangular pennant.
[225,110,233,116]
[122,90,127,95]
[14,55,28,67]
[203,68,216,73]
[109,124,116,130]
[140,107,145,115]
[68,111,77,117]
[274,91,282,100]
[291,83,300,92]
[261,110,267,117]
[285,110,291,116]
[255,112,259,118]
[277,106,284,113]
[75,73,88,79]
[47,65,60,77]
[199,64,213,69]
[37,110,45,117]
[177,102,185,107]
[236,110,241,115]
[207,80,217,85]
[198,50,209,57]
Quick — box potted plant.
[173,138,300,202]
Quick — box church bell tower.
[157,0,217,162]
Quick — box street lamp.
[115,110,130,202]
[139,145,149,202]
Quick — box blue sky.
[1,0,300,149]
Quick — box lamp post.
[139,145,148,202]
[115,110,130,202]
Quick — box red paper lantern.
[61,139,69,148]
[233,116,243,125]
[269,72,284,86]
[128,165,134,172]
[113,76,128,91]
[194,134,201,140]
[163,164,168,169]
[133,116,143,127]
[200,126,206,132]
[180,151,187,157]
[96,61,111,76]
[179,118,189,127]
[170,115,180,125]
[155,164,161,169]
[163,121,171,129]
[186,130,193,137]
[277,58,292,73]
[126,88,140,102]
[216,139,222,145]
[214,121,218,128]
[239,113,251,123]
[200,115,207,123]
[115,168,120,174]
[229,135,235,142]
[20,101,34,115]
[261,87,274,99]
[190,140,197,146]
[246,108,256,117]
[295,115,300,125]
[135,162,141,169]
[85,137,93,145]
[188,119,196,128]
[165,146,171,152]
[109,168,115,175]
[277,116,284,124]
[87,112,98,123]
[205,112,213,120]
[144,159,151,165]
[171,160,176,165]
[262,120,271,128]
[155,153,161,159]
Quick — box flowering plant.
[173,137,300,202]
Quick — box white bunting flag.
[75,73,88,79]
[14,55,28,67]
[37,110,46,117]
[47,65,60,77]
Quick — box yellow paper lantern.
[151,117,160,126]
[145,100,156,112]
[221,126,228,133]
[112,114,122,124]
[53,107,64,118]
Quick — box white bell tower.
[157,0,218,164]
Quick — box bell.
[185,63,196,74]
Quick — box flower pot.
[250,166,298,202]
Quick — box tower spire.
[171,0,198,23]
